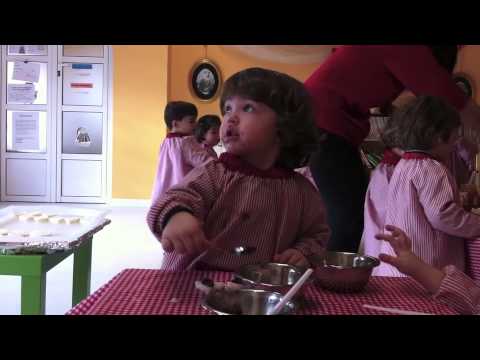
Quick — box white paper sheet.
[12,61,41,83]
[12,112,39,151]
[7,83,36,103]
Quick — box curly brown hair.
[392,95,461,151]
[220,67,320,169]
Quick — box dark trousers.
[309,132,369,252]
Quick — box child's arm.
[275,181,329,267]
[147,162,221,255]
[433,265,480,315]
[377,225,480,315]
[415,162,480,239]
[183,137,216,168]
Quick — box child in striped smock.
[194,115,221,159]
[150,102,216,205]
[376,96,480,277]
[147,68,329,272]
[362,115,404,258]
[363,105,477,261]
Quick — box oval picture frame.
[189,59,222,102]
[453,72,475,99]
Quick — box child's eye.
[243,104,254,112]
[224,104,232,113]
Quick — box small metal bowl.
[233,263,307,297]
[201,288,297,315]
[313,252,380,293]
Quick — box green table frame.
[0,219,110,315]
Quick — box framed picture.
[190,59,221,102]
[453,73,475,99]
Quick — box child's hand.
[161,212,211,255]
[459,185,480,211]
[376,225,447,294]
[274,249,309,268]
[375,225,422,276]
[459,191,474,211]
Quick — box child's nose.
[226,112,239,124]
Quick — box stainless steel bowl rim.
[201,288,295,315]
[234,262,306,287]
[319,253,380,270]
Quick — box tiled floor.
[0,203,164,315]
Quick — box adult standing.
[305,45,480,252]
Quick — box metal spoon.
[231,245,256,256]
[186,245,257,271]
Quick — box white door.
[0,45,112,204]
[56,45,111,203]
[0,45,57,202]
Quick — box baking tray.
[0,205,110,254]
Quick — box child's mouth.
[225,129,238,138]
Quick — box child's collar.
[381,148,401,166]
[166,132,189,138]
[402,150,437,161]
[219,152,294,179]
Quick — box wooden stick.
[362,304,433,315]
[185,250,209,272]
[267,268,313,315]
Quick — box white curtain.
[220,45,339,64]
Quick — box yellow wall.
[112,45,168,199]
[112,45,324,199]
[168,45,322,116]
[112,45,480,199]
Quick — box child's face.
[204,127,220,147]
[173,115,196,135]
[221,96,280,168]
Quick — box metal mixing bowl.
[201,288,297,315]
[314,252,380,293]
[233,263,307,296]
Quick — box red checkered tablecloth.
[67,269,457,315]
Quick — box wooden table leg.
[21,273,47,315]
[72,236,93,306]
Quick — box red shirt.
[304,45,468,146]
